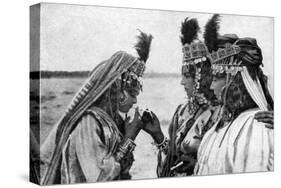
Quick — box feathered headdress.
[180,17,211,108]
[135,30,153,62]
[181,18,208,65]
[130,30,153,78]
[203,14,220,53]
[180,18,200,45]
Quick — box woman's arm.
[69,114,121,182]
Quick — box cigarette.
[170,161,184,171]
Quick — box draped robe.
[195,108,274,175]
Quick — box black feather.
[204,14,220,52]
[180,17,200,45]
[135,30,153,62]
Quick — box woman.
[195,32,274,175]
[40,31,153,184]
[142,16,219,177]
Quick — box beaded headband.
[210,43,242,76]
[182,41,209,65]
[123,31,153,91]
[182,41,242,76]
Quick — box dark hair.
[223,72,257,119]
[197,60,216,101]
[182,64,196,78]
[182,59,216,102]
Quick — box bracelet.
[116,138,136,161]
[152,137,168,153]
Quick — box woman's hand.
[254,110,274,129]
[124,107,144,140]
[142,111,164,144]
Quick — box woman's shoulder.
[75,107,122,145]
[191,106,213,130]
[197,108,212,121]
[228,108,269,144]
[174,101,189,115]
[231,108,261,130]
[77,107,119,134]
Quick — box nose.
[132,97,137,104]
[180,76,186,86]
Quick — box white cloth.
[241,67,268,111]
[195,108,274,175]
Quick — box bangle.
[152,137,168,153]
[116,138,136,161]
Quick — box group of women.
[37,14,274,185]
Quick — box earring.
[120,91,128,105]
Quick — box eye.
[127,90,139,98]
[129,93,136,98]
[183,72,191,78]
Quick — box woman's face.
[119,89,139,113]
[210,76,226,100]
[181,72,195,98]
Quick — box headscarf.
[212,37,271,110]
[41,51,139,184]
[41,30,153,185]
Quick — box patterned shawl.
[41,51,138,185]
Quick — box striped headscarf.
[41,51,139,185]
[42,29,153,184]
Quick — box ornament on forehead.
[180,17,209,107]
[201,14,245,77]
[211,43,242,76]
[182,41,209,66]
[211,37,264,77]
[180,17,209,70]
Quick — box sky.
[37,3,274,90]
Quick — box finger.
[256,117,272,121]
[256,118,274,125]
[265,124,274,129]
[150,111,156,117]
[255,111,273,118]
[255,113,273,120]
[150,111,158,121]
[255,115,273,122]
[255,111,271,115]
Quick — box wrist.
[152,131,164,144]
[153,136,168,154]
[124,127,141,141]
